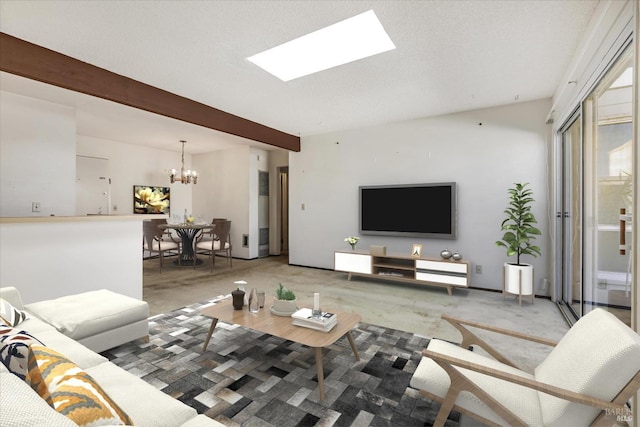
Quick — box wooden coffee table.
[201,297,362,400]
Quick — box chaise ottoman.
[25,289,149,353]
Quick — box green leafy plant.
[275,283,296,301]
[495,182,542,266]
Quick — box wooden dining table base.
[200,298,362,400]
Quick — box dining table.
[158,222,214,266]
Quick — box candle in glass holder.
[312,292,321,317]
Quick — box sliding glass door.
[582,47,633,324]
[558,117,583,320]
[557,44,633,325]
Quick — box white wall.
[0,91,76,217]
[0,218,143,304]
[193,146,251,258]
[0,86,279,262]
[289,99,552,294]
[77,135,193,217]
[192,146,289,259]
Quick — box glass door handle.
[619,208,626,255]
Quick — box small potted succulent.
[271,283,297,316]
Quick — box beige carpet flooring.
[143,254,569,374]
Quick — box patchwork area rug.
[101,298,460,427]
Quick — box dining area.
[142,217,233,272]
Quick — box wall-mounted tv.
[133,185,170,214]
[359,182,456,239]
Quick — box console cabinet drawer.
[334,252,372,275]
[415,259,467,274]
[415,271,468,286]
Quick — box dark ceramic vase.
[232,288,245,310]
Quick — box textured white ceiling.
[0,0,598,153]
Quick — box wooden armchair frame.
[422,314,640,427]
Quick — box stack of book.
[291,308,337,332]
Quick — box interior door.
[279,167,289,254]
[76,155,109,215]
[258,170,269,258]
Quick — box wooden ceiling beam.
[0,32,300,152]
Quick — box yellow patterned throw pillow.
[25,345,133,426]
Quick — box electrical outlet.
[475,264,482,274]
[32,202,41,212]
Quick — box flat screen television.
[359,182,456,239]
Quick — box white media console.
[334,249,469,295]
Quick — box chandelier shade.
[170,140,197,184]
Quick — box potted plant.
[271,283,297,315]
[495,182,541,301]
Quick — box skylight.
[247,10,396,82]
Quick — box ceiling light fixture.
[247,10,395,81]
[169,140,197,184]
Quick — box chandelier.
[169,140,197,184]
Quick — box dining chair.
[143,220,180,272]
[194,218,229,254]
[194,220,232,271]
[149,218,176,240]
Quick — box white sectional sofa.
[0,287,223,427]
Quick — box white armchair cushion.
[410,339,543,426]
[535,309,640,427]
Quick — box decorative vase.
[350,243,356,250]
[440,249,452,259]
[232,288,245,310]
[248,288,260,313]
[452,251,462,261]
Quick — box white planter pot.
[271,298,297,315]
[504,263,534,296]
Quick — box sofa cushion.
[0,324,46,379]
[0,287,25,311]
[25,289,149,341]
[86,361,198,427]
[0,367,78,427]
[1,297,29,326]
[25,344,133,427]
[31,327,108,369]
